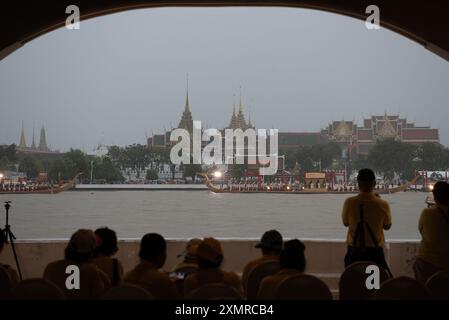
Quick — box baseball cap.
[197,237,223,264]
[255,230,283,250]
[178,238,201,259]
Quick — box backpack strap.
[352,203,392,277]
[364,220,379,248]
[352,203,379,248]
[352,204,364,247]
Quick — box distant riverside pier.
[73,184,208,191]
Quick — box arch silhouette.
[0,1,448,62]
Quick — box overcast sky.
[1,7,448,152]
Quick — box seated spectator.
[123,233,177,299]
[242,230,283,291]
[414,181,449,283]
[257,239,306,299]
[171,238,201,274]
[184,237,242,297]
[92,227,124,286]
[43,229,111,299]
[170,239,201,298]
[0,228,19,285]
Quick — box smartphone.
[169,272,186,280]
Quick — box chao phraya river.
[0,190,426,240]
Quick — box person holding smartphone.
[414,181,449,283]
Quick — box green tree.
[18,156,42,179]
[169,163,176,180]
[107,145,126,171]
[183,163,202,182]
[158,148,171,166]
[64,149,89,178]
[0,144,17,168]
[350,155,370,171]
[416,142,449,170]
[282,149,298,170]
[107,146,122,162]
[284,143,342,173]
[294,146,315,172]
[122,144,151,178]
[367,139,417,181]
[94,157,124,183]
[230,164,246,180]
[41,159,52,173]
[310,143,342,169]
[146,169,159,181]
[5,144,18,163]
[0,156,10,171]
[49,159,68,181]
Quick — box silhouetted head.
[94,227,119,257]
[197,237,223,269]
[0,228,6,253]
[432,181,449,206]
[280,239,306,272]
[357,168,376,192]
[139,233,167,268]
[64,229,96,262]
[178,238,201,264]
[255,230,283,256]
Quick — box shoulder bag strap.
[352,204,365,248]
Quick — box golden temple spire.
[31,123,36,149]
[177,75,193,132]
[239,85,243,114]
[19,121,27,148]
[185,73,190,112]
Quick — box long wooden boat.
[199,173,422,195]
[0,173,82,195]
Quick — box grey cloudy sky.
[1,7,448,152]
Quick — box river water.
[0,190,426,240]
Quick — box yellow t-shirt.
[43,260,110,300]
[417,205,449,269]
[257,269,300,299]
[123,260,178,300]
[342,192,392,247]
[92,255,124,286]
[242,255,279,293]
[183,268,243,298]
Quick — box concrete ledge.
[0,239,420,281]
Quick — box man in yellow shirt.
[257,239,305,299]
[241,230,283,294]
[183,237,243,298]
[342,168,392,275]
[171,238,201,273]
[414,181,449,283]
[43,229,111,299]
[124,233,178,299]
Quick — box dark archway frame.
[1,1,449,62]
